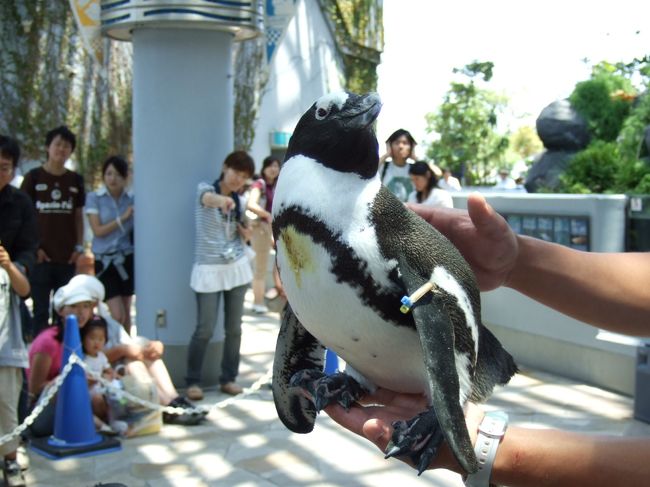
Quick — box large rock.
[524,150,575,193]
[536,100,590,151]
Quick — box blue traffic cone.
[30,315,121,459]
[324,348,339,375]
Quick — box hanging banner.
[69,0,104,66]
[265,0,297,63]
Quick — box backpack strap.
[231,191,241,222]
[380,160,390,182]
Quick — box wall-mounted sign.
[504,213,590,251]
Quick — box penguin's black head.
[285,91,382,179]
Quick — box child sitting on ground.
[81,316,130,436]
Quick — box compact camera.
[222,245,237,261]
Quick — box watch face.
[481,411,509,437]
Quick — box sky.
[376,0,650,149]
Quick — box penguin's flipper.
[272,303,326,433]
[397,261,479,475]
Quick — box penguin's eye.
[315,105,331,120]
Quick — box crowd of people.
[1,122,648,487]
[0,128,277,485]
[379,128,459,208]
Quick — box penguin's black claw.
[289,369,326,391]
[289,369,365,412]
[383,408,444,474]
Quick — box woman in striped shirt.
[186,151,255,400]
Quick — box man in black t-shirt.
[20,126,85,336]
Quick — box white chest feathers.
[273,155,476,403]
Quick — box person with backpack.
[378,128,417,202]
[185,151,255,400]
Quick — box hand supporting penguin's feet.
[384,408,444,476]
[289,369,366,412]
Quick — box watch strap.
[464,411,508,487]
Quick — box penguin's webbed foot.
[289,369,365,412]
[384,408,444,476]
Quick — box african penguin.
[271,91,517,475]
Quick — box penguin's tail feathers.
[469,326,518,403]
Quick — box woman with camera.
[185,151,255,400]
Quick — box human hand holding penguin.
[407,193,520,292]
[324,388,486,472]
[271,91,517,476]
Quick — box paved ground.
[12,294,650,486]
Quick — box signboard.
[504,213,590,251]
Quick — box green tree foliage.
[569,63,635,142]
[561,58,650,194]
[233,36,269,151]
[559,139,650,194]
[618,91,650,163]
[508,125,543,160]
[1,1,382,177]
[0,1,132,184]
[425,61,509,184]
[0,1,76,160]
[558,141,620,193]
[320,0,383,93]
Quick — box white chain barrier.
[0,353,273,447]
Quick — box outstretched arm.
[325,391,650,487]
[410,193,650,336]
[508,233,650,336]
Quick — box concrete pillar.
[101,1,263,386]
[132,28,234,385]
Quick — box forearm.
[202,192,228,209]
[28,362,50,397]
[247,202,270,219]
[75,209,84,246]
[90,217,124,237]
[491,427,650,487]
[105,344,143,363]
[6,262,30,297]
[506,236,650,336]
[246,188,265,216]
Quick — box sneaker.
[264,287,279,300]
[162,397,206,426]
[220,382,243,395]
[109,420,130,436]
[3,459,26,487]
[252,304,269,314]
[171,396,208,417]
[97,422,119,437]
[186,384,204,401]
[162,409,204,426]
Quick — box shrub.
[569,73,634,142]
[618,92,650,162]
[558,141,620,193]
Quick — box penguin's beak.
[344,92,382,130]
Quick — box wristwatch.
[464,411,509,487]
[74,244,84,253]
